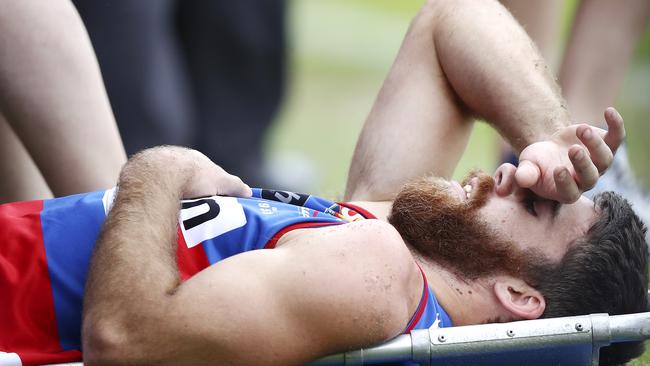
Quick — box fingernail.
[559,169,569,180]
[582,129,592,140]
[575,149,585,160]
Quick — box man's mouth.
[451,180,469,201]
[459,177,478,200]
[463,182,473,199]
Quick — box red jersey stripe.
[402,265,429,334]
[0,201,79,364]
[176,227,210,281]
[264,222,343,249]
[337,202,378,220]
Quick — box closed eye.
[524,194,561,219]
[524,195,537,217]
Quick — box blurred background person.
[0,0,126,204]
[72,0,286,188]
[500,0,649,129]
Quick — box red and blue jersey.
[0,188,451,365]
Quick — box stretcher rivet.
[506,330,515,337]
[575,323,584,331]
[438,335,446,342]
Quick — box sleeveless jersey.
[0,188,451,366]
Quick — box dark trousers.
[74,0,286,187]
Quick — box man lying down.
[1,1,648,365]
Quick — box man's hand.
[122,146,252,199]
[174,148,252,199]
[514,108,625,203]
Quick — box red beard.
[389,170,541,280]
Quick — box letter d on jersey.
[179,196,247,248]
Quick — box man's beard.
[388,170,541,281]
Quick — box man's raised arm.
[345,0,623,203]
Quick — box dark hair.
[528,192,648,366]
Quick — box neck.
[347,200,506,325]
[412,252,500,326]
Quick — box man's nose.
[494,163,518,197]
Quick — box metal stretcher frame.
[310,311,650,366]
[44,313,650,366]
[45,294,650,366]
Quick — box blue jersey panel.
[186,194,348,264]
[41,190,106,351]
[411,286,453,330]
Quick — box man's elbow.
[82,315,143,366]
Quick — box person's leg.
[559,0,650,126]
[0,114,52,203]
[175,0,287,187]
[557,0,650,233]
[0,0,126,196]
[347,0,570,200]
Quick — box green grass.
[272,1,650,363]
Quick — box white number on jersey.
[179,196,247,248]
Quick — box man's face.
[389,164,598,279]
[475,163,598,263]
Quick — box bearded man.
[0,0,647,365]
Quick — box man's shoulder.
[341,219,410,255]
[282,219,421,310]
[275,219,423,341]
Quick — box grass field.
[269,1,650,364]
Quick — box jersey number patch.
[179,196,247,248]
[261,189,309,206]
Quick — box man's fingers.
[568,144,599,191]
[553,167,581,203]
[514,160,540,188]
[603,107,626,153]
[220,174,253,197]
[575,124,613,173]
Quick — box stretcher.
[311,310,650,365]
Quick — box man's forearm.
[431,0,569,151]
[82,149,187,360]
[82,147,252,363]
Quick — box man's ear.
[493,279,546,320]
